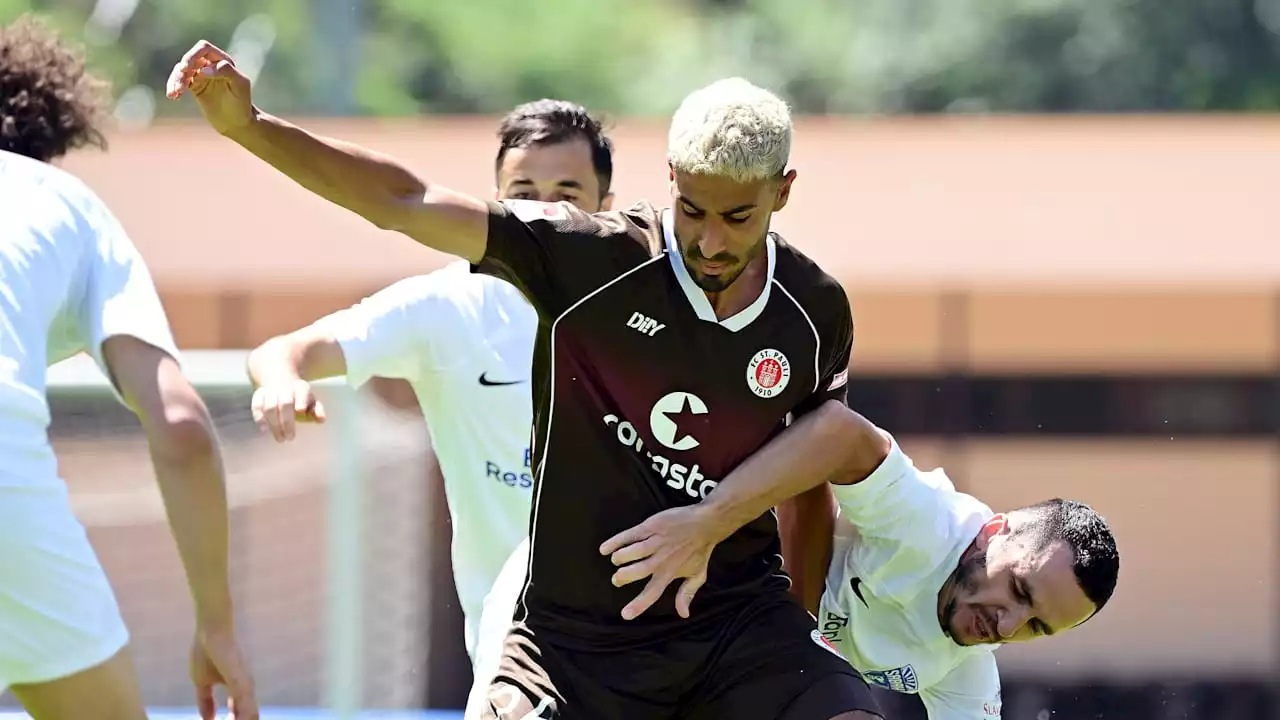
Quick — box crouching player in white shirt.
[807,419,1119,719]
[0,16,256,720]
[244,100,615,677]
[481,408,1121,719]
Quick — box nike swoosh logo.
[850,577,869,608]
[478,372,524,387]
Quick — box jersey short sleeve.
[314,272,465,388]
[80,202,180,375]
[477,199,660,318]
[797,283,853,416]
[830,433,950,542]
[919,653,1003,720]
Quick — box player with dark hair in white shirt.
[244,99,616,679]
[590,409,1121,719]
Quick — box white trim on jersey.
[661,210,777,332]
[519,253,672,619]
[769,280,822,395]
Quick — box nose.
[698,224,728,259]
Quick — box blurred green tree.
[3,0,1278,116]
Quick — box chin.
[693,274,731,292]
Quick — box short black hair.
[1012,498,1119,616]
[495,99,614,198]
[0,15,110,163]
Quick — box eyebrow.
[677,197,757,215]
[510,178,584,189]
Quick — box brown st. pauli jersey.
[475,199,854,649]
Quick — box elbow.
[813,403,884,486]
[363,187,424,233]
[147,402,218,464]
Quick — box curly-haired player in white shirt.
[0,16,255,720]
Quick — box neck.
[704,248,768,320]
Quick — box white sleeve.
[80,202,180,376]
[919,653,1002,720]
[313,273,466,388]
[829,433,951,542]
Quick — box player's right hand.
[251,379,326,442]
[191,627,258,720]
[165,40,254,136]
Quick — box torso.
[516,204,848,647]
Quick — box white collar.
[662,209,776,332]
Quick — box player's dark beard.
[940,547,986,642]
[682,234,767,293]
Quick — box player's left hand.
[600,504,725,620]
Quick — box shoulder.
[1,151,108,222]
[493,198,665,259]
[771,234,851,332]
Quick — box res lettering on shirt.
[314,261,536,660]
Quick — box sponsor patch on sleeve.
[827,368,849,391]
[503,199,568,223]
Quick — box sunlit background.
[4,0,1280,718]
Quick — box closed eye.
[1012,577,1052,636]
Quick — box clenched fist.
[166,40,255,136]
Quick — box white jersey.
[821,434,1003,720]
[316,262,535,658]
[0,151,179,490]
[0,150,177,689]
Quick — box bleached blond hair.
[667,77,792,183]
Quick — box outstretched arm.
[167,41,488,263]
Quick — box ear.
[983,513,1010,539]
[493,185,501,201]
[599,192,615,212]
[972,514,1008,553]
[773,169,797,212]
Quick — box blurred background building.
[4,0,1280,718]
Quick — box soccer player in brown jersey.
[169,40,882,720]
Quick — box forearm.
[699,400,861,542]
[229,110,423,230]
[148,419,234,631]
[246,331,345,388]
[778,484,837,615]
[228,110,488,261]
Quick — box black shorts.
[476,594,881,720]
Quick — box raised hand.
[165,40,254,136]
